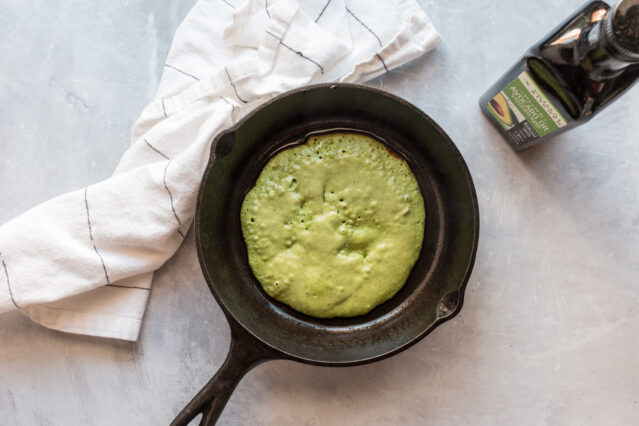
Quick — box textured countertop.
[1,0,638,425]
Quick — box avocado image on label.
[487,93,513,127]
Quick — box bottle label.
[486,71,567,146]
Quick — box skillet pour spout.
[172,83,479,425]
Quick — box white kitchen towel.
[0,0,440,341]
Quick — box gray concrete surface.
[1,0,638,425]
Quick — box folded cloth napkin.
[0,0,440,341]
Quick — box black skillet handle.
[171,321,277,426]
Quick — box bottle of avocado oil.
[479,0,639,151]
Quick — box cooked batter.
[240,132,425,318]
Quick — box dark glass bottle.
[480,0,639,151]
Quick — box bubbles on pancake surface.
[240,132,425,318]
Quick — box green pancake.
[240,132,425,318]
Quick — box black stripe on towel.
[163,161,186,239]
[144,138,170,160]
[346,7,383,47]
[0,251,19,308]
[164,63,200,82]
[265,30,324,73]
[106,283,151,291]
[376,53,389,72]
[315,0,331,22]
[84,186,111,285]
[161,99,168,117]
[222,0,236,9]
[224,67,248,104]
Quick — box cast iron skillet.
[171,83,479,425]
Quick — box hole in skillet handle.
[170,322,280,426]
[436,290,461,319]
[215,131,236,158]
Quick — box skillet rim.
[194,82,480,366]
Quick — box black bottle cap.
[605,0,639,61]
